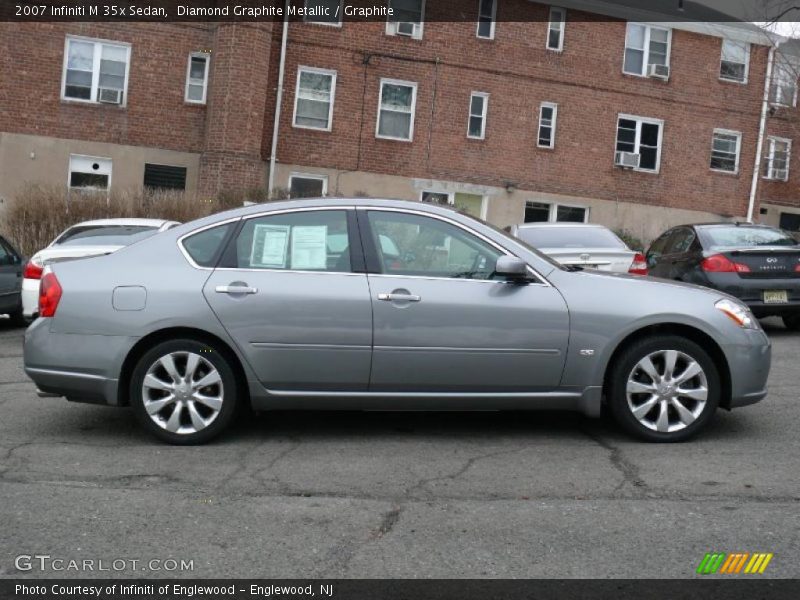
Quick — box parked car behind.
[511,223,648,275]
[22,218,180,320]
[24,199,770,445]
[646,223,800,331]
[0,234,24,324]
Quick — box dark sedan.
[646,223,800,330]
[0,234,24,324]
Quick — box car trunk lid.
[722,247,800,279]
[540,247,636,273]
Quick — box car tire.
[130,338,239,445]
[8,308,27,327]
[607,335,720,442]
[782,314,800,331]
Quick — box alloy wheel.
[625,349,708,433]
[141,351,224,434]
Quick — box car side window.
[666,228,695,255]
[647,231,670,261]
[366,211,504,280]
[0,241,10,265]
[182,223,234,267]
[235,210,352,273]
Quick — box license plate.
[763,290,788,304]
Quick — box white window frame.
[710,128,742,175]
[719,39,750,84]
[770,55,799,107]
[615,113,665,174]
[546,7,566,52]
[385,0,425,40]
[292,66,337,132]
[303,0,343,26]
[537,102,558,149]
[524,200,589,223]
[476,0,496,40]
[288,172,329,197]
[622,23,672,77]
[467,92,489,140]
[67,154,113,192]
[184,52,210,104]
[764,137,792,182]
[61,35,132,107]
[376,78,418,142]
[420,190,488,220]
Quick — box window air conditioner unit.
[615,151,640,169]
[396,22,415,36]
[648,64,670,80]
[98,88,122,104]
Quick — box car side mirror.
[495,256,530,281]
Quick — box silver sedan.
[23,199,771,444]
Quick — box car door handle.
[215,285,258,295]
[378,293,421,302]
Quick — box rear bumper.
[23,318,133,405]
[703,273,800,317]
[723,328,771,409]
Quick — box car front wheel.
[607,335,720,442]
[130,339,239,445]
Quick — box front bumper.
[23,318,133,405]
[723,327,771,409]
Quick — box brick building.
[1,0,800,242]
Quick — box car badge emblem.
[580,253,591,261]
[766,257,778,263]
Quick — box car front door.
[360,209,570,393]
[203,208,373,391]
[645,230,674,277]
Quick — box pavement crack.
[581,429,647,494]
[374,506,402,538]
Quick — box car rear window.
[56,225,159,247]
[702,226,798,248]
[516,227,625,249]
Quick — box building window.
[546,7,566,51]
[779,211,800,232]
[770,56,798,107]
[303,0,342,25]
[524,201,588,223]
[289,173,328,198]
[144,164,187,190]
[68,155,111,191]
[185,53,210,104]
[623,23,670,77]
[765,137,791,181]
[476,0,496,39]
[537,102,558,148]
[376,79,417,141]
[386,0,424,39]
[62,37,130,105]
[615,115,663,172]
[719,40,749,83]
[467,92,488,139]
[710,130,741,174]
[293,67,337,131]
[421,191,450,205]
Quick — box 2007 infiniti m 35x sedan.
[24,199,771,444]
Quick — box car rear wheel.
[607,336,720,442]
[130,339,238,445]
[782,314,800,331]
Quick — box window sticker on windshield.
[291,225,328,270]
[251,224,290,268]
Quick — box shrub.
[614,228,647,252]
[1,184,263,257]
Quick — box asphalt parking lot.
[0,317,798,579]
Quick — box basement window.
[144,164,187,190]
[69,155,111,191]
[62,36,130,106]
[289,173,328,198]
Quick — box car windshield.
[516,226,626,249]
[702,226,798,248]
[55,225,160,247]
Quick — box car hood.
[563,267,731,299]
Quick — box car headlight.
[715,299,757,329]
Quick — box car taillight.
[796,263,800,273]
[24,260,43,280]
[628,253,648,276]
[701,253,750,273]
[38,272,62,318]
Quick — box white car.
[22,218,179,320]
[511,222,648,275]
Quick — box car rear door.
[202,207,373,391]
[360,208,570,393]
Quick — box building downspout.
[748,42,779,223]
[267,1,290,200]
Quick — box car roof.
[693,222,780,229]
[515,223,607,229]
[66,218,178,228]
